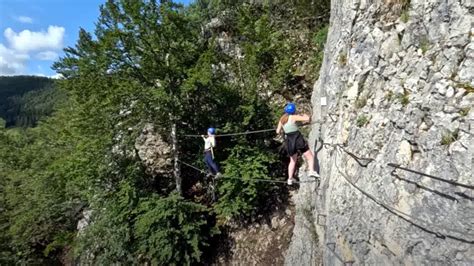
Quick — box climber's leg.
[303,149,319,178]
[204,151,216,175]
[204,151,220,176]
[288,154,298,179]
[209,157,220,175]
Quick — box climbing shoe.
[287,178,297,185]
[215,172,222,179]
[308,170,320,178]
[273,135,284,143]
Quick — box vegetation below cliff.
[0,0,329,264]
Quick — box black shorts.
[285,131,309,157]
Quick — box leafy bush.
[309,25,329,76]
[76,185,215,265]
[134,193,216,265]
[0,0,332,263]
[312,25,329,49]
[215,146,277,222]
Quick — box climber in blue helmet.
[202,127,221,178]
[276,102,319,185]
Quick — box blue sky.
[0,0,193,77]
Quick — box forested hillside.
[0,0,329,264]
[0,76,63,128]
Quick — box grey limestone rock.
[285,0,474,265]
[134,123,172,176]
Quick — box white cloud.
[35,51,59,61]
[4,25,65,52]
[0,44,29,75]
[0,25,66,75]
[16,16,33,24]
[32,73,63,79]
[50,73,63,79]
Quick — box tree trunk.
[170,115,181,195]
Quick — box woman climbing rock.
[276,103,319,185]
[202,127,222,178]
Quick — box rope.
[336,144,374,167]
[182,128,274,138]
[389,170,459,202]
[334,148,474,244]
[387,163,474,190]
[179,160,319,184]
[182,120,322,138]
[321,141,473,190]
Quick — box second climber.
[202,127,222,178]
[276,103,319,185]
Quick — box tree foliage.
[0,0,330,264]
[0,76,59,127]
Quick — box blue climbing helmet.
[284,102,296,114]
[207,127,216,135]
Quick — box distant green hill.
[0,76,64,127]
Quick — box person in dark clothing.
[276,103,319,185]
[202,127,221,178]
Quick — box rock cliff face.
[286,0,473,265]
[135,123,172,176]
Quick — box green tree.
[0,0,331,263]
[0,76,55,127]
[215,146,278,221]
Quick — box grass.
[385,91,394,101]
[400,9,409,23]
[441,129,459,145]
[459,107,470,117]
[338,51,347,66]
[355,97,367,109]
[397,91,410,106]
[356,115,369,127]
[400,78,406,87]
[385,0,410,21]
[456,82,474,94]
[420,37,430,55]
[385,0,410,7]
[312,25,329,49]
